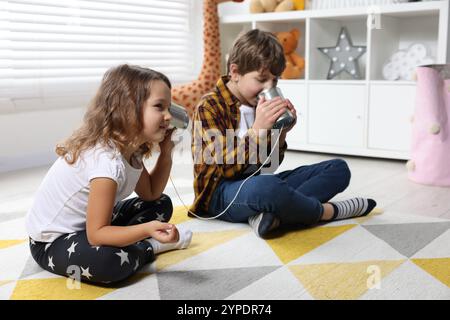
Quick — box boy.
[190,29,376,238]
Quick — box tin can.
[169,102,190,129]
[258,87,295,130]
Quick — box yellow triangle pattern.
[266,225,356,264]
[0,239,27,250]
[353,207,384,224]
[169,205,193,225]
[290,260,405,300]
[156,229,249,271]
[412,258,450,287]
[10,278,116,300]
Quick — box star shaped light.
[318,27,366,80]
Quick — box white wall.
[0,106,86,173]
[218,0,250,16]
[0,1,205,174]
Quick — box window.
[0,0,196,111]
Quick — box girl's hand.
[281,99,297,133]
[146,221,179,243]
[159,128,176,155]
[252,96,289,132]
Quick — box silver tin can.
[258,87,295,130]
[169,102,190,129]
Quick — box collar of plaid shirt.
[189,75,286,217]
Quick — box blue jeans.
[207,159,351,226]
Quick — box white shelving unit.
[219,0,450,160]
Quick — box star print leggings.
[28,194,173,285]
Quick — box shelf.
[219,23,252,74]
[308,80,366,85]
[278,79,306,85]
[308,83,366,148]
[369,11,440,81]
[376,1,443,17]
[309,16,368,81]
[220,0,446,24]
[218,0,448,159]
[368,84,416,152]
[306,1,444,18]
[370,80,416,86]
[221,10,308,24]
[220,1,447,82]
[279,79,416,85]
[255,20,307,80]
[278,80,416,85]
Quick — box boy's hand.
[281,99,297,133]
[146,221,179,243]
[252,96,289,133]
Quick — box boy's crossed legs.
[208,159,376,238]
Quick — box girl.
[26,64,192,285]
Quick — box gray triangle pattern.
[157,266,280,300]
[362,222,450,258]
[19,255,44,279]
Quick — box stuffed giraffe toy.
[171,0,243,116]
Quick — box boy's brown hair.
[226,29,286,77]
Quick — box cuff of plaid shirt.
[247,128,287,151]
[251,126,270,137]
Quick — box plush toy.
[250,0,295,13]
[292,0,306,10]
[171,0,244,115]
[276,28,305,79]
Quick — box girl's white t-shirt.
[26,144,144,242]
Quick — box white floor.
[1,149,450,223]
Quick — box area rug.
[0,206,449,300]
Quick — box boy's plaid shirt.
[189,76,287,216]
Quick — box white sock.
[146,229,192,254]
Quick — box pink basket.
[408,64,450,187]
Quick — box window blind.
[0,0,195,110]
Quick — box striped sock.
[330,198,376,220]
